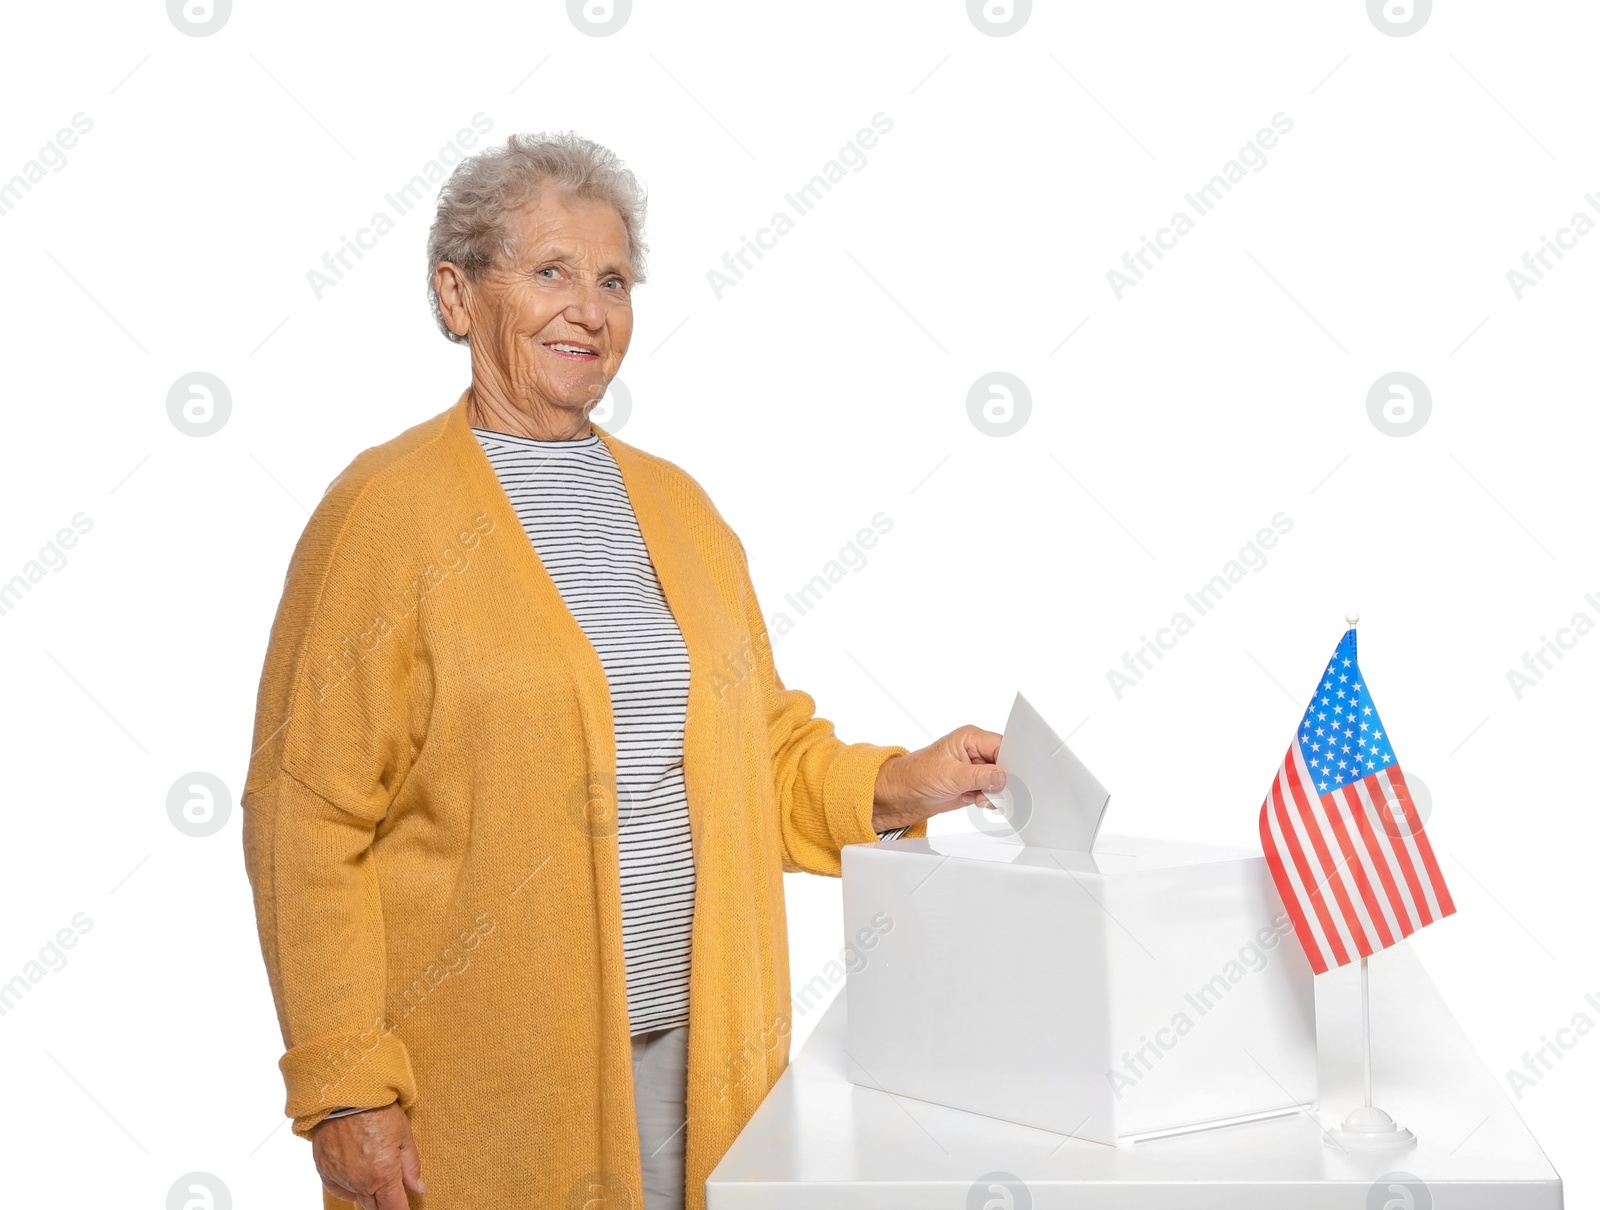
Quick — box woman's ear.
[433,262,474,339]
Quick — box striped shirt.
[475,425,696,1035]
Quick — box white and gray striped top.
[475,425,697,1035]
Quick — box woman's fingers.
[955,757,1005,794]
[319,1177,377,1210]
[953,724,1003,766]
[942,730,1005,796]
[373,1175,414,1210]
[922,731,1006,806]
[320,1179,362,1207]
[399,1131,427,1195]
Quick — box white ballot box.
[842,831,1318,1146]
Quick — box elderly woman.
[242,131,1004,1210]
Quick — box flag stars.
[1296,644,1397,792]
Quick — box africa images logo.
[1367,0,1431,37]
[967,0,1031,38]
[568,0,631,37]
[167,0,231,37]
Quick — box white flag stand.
[1322,614,1416,1152]
[1324,954,1416,1149]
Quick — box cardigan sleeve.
[240,476,428,1138]
[728,535,928,876]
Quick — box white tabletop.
[707,944,1561,1209]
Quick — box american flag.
[1257,628,1456,975]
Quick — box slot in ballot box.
[841,831,1318,1146]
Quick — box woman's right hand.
[310,1102,427,1209]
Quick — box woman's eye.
[537,267,559,279]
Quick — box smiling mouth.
[546,341,600,360]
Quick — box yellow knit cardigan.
[242,390,924,1209]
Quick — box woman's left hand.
[871,725,1004,832]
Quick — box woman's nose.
[566,281,607,325]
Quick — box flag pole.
[1353,613,1373,1115]
[1324,611,1416,1151]
[1361,954,1371,1110]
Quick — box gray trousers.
[630,1024,689,1210]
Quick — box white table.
[707,944,1562,1208]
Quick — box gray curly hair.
[426,131,649,343]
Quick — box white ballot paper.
[983,691,1111,851]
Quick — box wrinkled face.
[465,191,634,417]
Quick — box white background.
[0,0,1594,1204]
